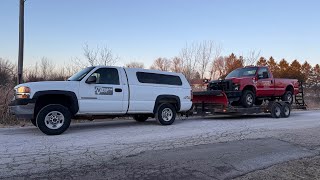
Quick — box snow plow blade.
[192,90,229,115]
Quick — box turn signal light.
[17,86,30,93]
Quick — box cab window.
[257,67,270,79]
[89,68,120,85]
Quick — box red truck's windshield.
[225,67,258,79]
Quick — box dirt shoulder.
[234,155,320,180]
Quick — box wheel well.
[34,94,78,117]
[153,95,180,114]
[285,85,294,93]
[242,85,256,94]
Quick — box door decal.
[95,86,113,95]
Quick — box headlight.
[16,86,31,99]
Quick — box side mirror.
[262,72,269,79]
[86,76,97,84]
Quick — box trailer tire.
[133,115,149,122]
[36,104,71,135]
[155,103,176,125]
[241,90,255,108]
[281,103,291,118]
[270,103,282,118]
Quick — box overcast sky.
[1,0,319,68]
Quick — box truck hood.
[225,77,253,84]
[15,81,80,98]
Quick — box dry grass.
[0,85,21,125]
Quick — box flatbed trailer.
[191,90,305,118]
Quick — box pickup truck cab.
[208,66,299,107]
[9,66,192,135]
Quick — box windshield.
[225,67,258,79]
[68,67,95,81]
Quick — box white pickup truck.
[9,66,193,135]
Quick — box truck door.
[78,67,127,114]
[256,67,274,97]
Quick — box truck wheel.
[241,90,255,108]
[133,115,149,122]
[282,91,293,104]
[155,103,176,125]
[270,103,281,118]
[36,104,71,135]
[281,103,291,118]
[31,118,37,127]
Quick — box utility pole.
[18,0,25,84]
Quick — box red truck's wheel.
[241,90,255,108]
[282,91,293,104]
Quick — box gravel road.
[1,111,320,179]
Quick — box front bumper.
[9,99,35,120]
[225,91,242,98]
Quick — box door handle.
[115,88,122,92]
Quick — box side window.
[136,72,182,86]
[257,68,269,79]
[89,68,120,85]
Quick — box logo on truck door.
[95,86,113,95]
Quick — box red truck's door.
[256,67,274,97]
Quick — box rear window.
[136,72,182,86]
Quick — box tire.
[31,118,37,127]
[282,91,293,104]
[270,103,282,118]
[241,90,255,108]
[36,104,71,135]
[133,115,149,122]
[155,103,176,125]
[255,99,263,106]
[281,103,291,118]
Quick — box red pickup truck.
[207,66,299,107]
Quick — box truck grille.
[208,80,233,91]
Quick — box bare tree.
[209,43,222,79]
[125,61,145,68]
[82,43,118,66]
[83,43,98,66]
[40,57,54,80]
[245,50,261,66]
[212,56,226,79]
[0,58,15,86]
[99,45,118,66]
[150,57,171,71]
[180,42,200,81]
[170,57,183,73]
[198,40,214,79]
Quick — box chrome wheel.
[161,108,173,122]
[275,106,281,117]
[287,94,292,103]
[283,106,290,116]
[44,111,65,130]
[246,94,253,105]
